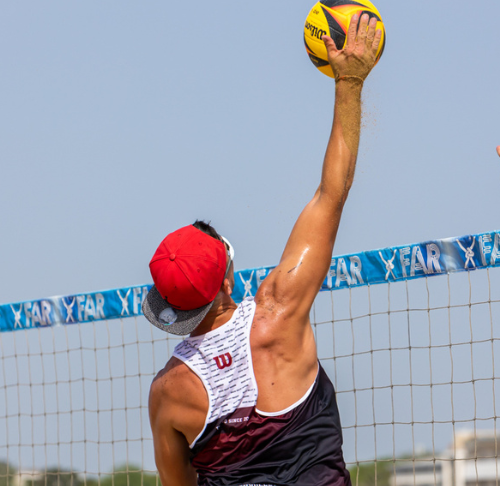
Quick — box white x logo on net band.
[10,304,23,329]
[239,271,255,299]
[63,297,76,323]
[379,250,397,280]
[117,289,131,315]
[457,237,476,269]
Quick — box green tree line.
[348,460,392,486]
[0,464,159,486]
[2,461,397,486]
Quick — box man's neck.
[190,298,238,337]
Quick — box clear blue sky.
[1,0,500,474]
[1,0,499,304]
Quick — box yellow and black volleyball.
[304,0,386,78]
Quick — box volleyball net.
[1,230,500,486]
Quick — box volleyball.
[304,0,386,78]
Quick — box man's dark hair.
[192,220,222,241]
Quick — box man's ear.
[223,278,233,296]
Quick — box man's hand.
[497,146,500,157]
[322,13,382,81]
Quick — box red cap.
[149,225,226,310]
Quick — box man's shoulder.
[150,356,195,400]
[150,356,207,411]
[149,357,209,445]
[252,290,313,349]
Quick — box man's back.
[152,298,349,486]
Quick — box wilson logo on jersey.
[213,353,232,370]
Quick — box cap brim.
[142,286,213,336]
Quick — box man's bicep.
[281,193,342,262]
[259,195,342,316]
[152,420,197,486]
[149,384,197,486]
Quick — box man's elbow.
[318,182,351,210]
[341,182,352,206]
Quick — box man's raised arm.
[257,14,382,322]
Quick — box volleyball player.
[143,14,382,486]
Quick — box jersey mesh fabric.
[173,298,351,486]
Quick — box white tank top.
[173,297,258,448]
[173,299,346,486]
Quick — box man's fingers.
[322,35,339,54]
[345,13,359,49]
[371,28,383,54]
[365,17,377,46]
[356,13,370,44]
[496,146,500,157]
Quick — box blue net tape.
[1,230,499,332]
